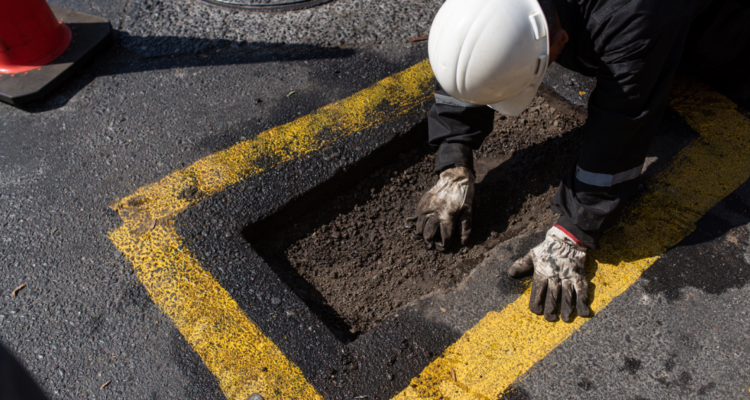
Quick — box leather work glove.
[406,166,474,251]
[508,226,591,322]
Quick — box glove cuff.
[548,225,588,251]
[435,142,474,173]
[438,165,475,182]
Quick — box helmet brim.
[488,84,539,116]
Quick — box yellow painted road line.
[109,61,435,399]
[112,61,434,236]
[110,225,321,399]
[391,78,750,399]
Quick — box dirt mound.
[252,88,586,341]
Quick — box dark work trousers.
[427,0,750,248]
[0,343,49,400]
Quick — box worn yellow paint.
[109,61,435,399]
[110,225,321,399]
[112,60,434,236]
[391,78,750,399]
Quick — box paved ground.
[1,1,749,399]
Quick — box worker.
[406,0,750,322]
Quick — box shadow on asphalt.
[19,32,356,113]
[707,77,750,115]
[641,177,750,301]
[595,82,750,302]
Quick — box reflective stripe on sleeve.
[575,164,644,187]
[434,93,484,108]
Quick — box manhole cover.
[199,0,335,12]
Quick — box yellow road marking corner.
[110,225,321,399]
[391,78,750,399]
[112,61,434,236]
[109,61,435,399]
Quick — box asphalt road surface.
[1,1,749,399]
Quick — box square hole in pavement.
[244,92,587,342]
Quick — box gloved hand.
[508,226,591,322]
[405,166,474,251]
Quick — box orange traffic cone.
[0,0,73,74]
[0,0,111,105]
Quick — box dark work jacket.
[428,0,750,248]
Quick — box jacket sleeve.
[427,82,496,173]
[551,15,694,248]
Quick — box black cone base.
[0,6,112,106]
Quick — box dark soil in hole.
[253,88,586,341]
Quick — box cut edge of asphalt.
[107,56,750,400]
[109,60,436,400]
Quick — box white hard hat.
[428,0,550,116]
